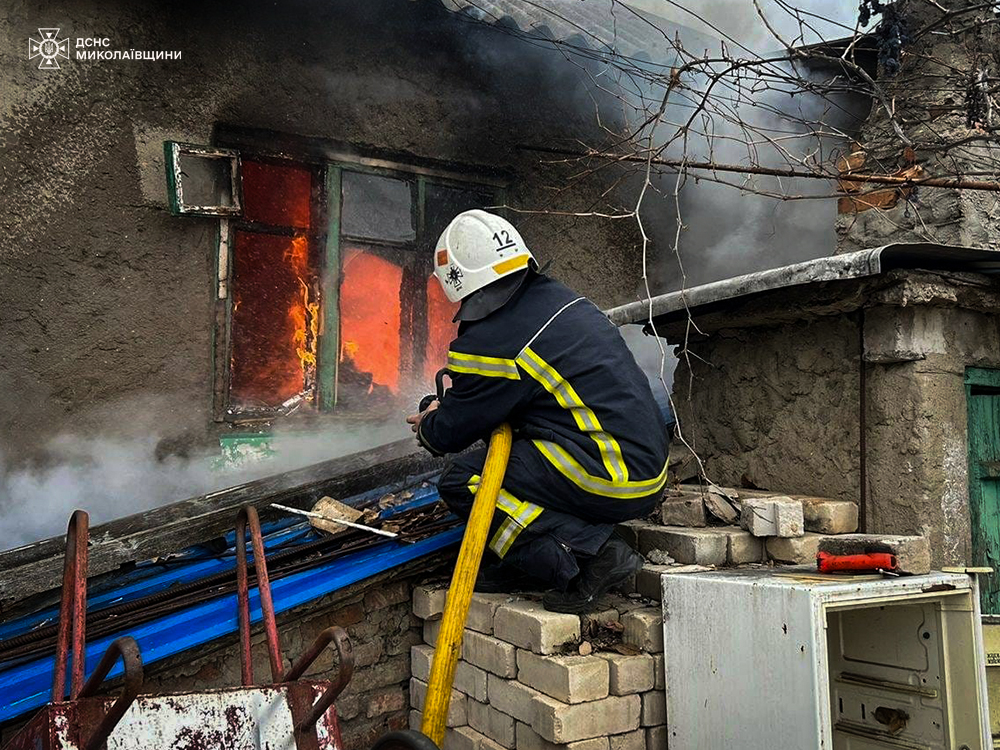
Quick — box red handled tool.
[817,550,898,574]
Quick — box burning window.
[170,137,503,421]
[229,160,321,414]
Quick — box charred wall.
[0,0,644,462]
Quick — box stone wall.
[658,269,1000,567]
[410,586,667,750]
[670,314,862,501]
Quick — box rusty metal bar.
[78,636,144,750]
[235,509,255,686]
[51,510,89,702]
[294,627,354,733]
[236,505,284,684]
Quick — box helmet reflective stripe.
[434,210,535,304]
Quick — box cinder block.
[486,674,540,725]
[515,723,609,750]
[725,528,765,564]
[532,692,641,743]
[652,654,665,691]
[411,645,488,701]
[645,724,668,750]
[450,726,507,750]
[516,650,610,704]
[409,677,467,727]
[423,619,443,646]
[640,690,666,727]
[817,533,931,575]
[766,533,823,564]
[494,600,580,655]
[637,527,727,566]
[468,700,516,749]
[597,652,655,695]
[615,520,649,549]
[413,585,447,620]
[463,630,518,678]
[581,607,620,635]
[635,564,672,601]
[468,593,511,634]
[659,493,707,527]
[795,496,859,534]
[622,608,664,653]
[740,497,804,538]
[609,729,645,750]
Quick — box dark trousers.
[437,439,658,591]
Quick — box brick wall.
[410,587,668,750]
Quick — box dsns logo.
[28,28,69,70]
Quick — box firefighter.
[407,210,668,613]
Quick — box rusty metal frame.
[77,637,144,750]
[51,509,89,702]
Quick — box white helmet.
[434,210,534,305]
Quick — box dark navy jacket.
[419,273,668,501]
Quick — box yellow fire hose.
[421,423,513,747]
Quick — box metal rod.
[235,510,255,686]
[270,503,399,538]
[51,509,89,703]
[519,143,1000,192]
[237,505,285,683]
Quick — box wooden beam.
[0,439,441,612]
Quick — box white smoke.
[0,420,410,551]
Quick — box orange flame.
[285,235,319,391]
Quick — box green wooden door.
[968,367,1000,614]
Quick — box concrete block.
[494,600,580,655]
[468,700,516,749]
[795,496,859,534]
[423,618,443,646]
[412,585,447,620]
[817,533,931,575]
[652,654,665,690]
[516,650,610,703]
[659,494,706,527]
[581,607,620,636]
[411,713,477,750]
[636,527,727,565]
[724,528,765,564]
[615,520,647,549]
[645,725,668,750]
[486,674,540,725]
[635,564,672,601]
[609,729,646,750]
[766,533,824,564]
[640,690,666,727]
[450,726,507,750]
[740,497,804,537]
[597,652,655,695]
[411,644,488,701]
[463,630,518,678]
[515,723,609,750]
[468,593,511,634]
[532,693,641,743]
[622,608,664,653]
[409,677,467,727]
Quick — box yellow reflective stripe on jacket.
[447,350,521,380]
[532,439,669,499]
[467,475,544,558]
[517,346,629,483]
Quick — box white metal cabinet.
[660,568,990,749]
